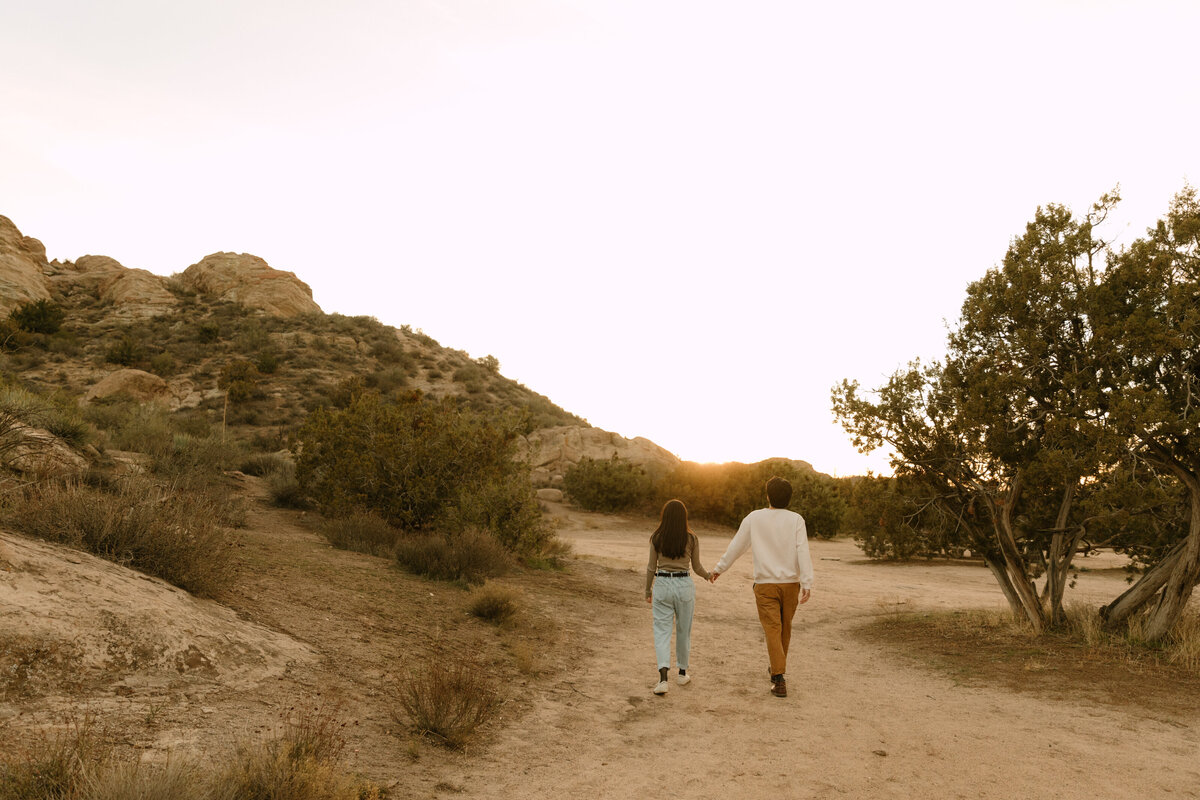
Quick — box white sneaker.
[652,680,669,695]
[677,673,692,686]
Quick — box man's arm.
[796,515,814,598]
[711,515,752,582]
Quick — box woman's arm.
[690,533,711,581]
[646,543,658,600]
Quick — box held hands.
[709,571,720,583]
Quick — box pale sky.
[3,0,1199,476]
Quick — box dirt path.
[432,503,1200,799]
[6,488,1199,798]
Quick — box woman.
[646,498,710,695]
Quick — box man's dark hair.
[766,476,792,509]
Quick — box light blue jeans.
[651,575,695,670]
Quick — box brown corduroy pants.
[753,582,801,676]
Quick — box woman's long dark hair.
[651,499,691,560]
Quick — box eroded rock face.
[517,425,680,484]
[84,369,171,406]
[0,215,52,315]
[180,253,322,317]
[49,255,177,318]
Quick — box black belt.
[655,570,689,577]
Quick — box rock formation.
[518,425,680,486]
[0,215,52,315]
[48,255,177,318]
[84,368,172,405]
[180,253,322,317]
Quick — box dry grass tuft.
[396,656,504,749]
[393,529,510,585]
[0,713,109,800]
[467,583,521,625]
[318,512,400,557]
[1,477,237,597]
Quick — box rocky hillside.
[0,213,678,473]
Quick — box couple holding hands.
[645,476,814,698]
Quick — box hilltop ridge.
[0,213,689,475]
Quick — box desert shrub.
[104,334,145,366]
[153,434,239,483]
[562,455,651,512]
[240,452,288,476]
[8,299,65,335]
[468,584,520,624]
[219,359,263,403]
[255,349,280,374]
[2,478,238,597]
[318,511,399,556]
[295,392,539,543]
[196,320,221,342]
[656,459,846,535]
[365,366,408,395]
[396,657,504,749]
[148,350,177,377]
[170,411,214,438]
[444,471,553,556]
[86,400,172,455]
[266,460,308,509]
[842,474,968,559]
[393,529,510,585]
[212,702,383,800]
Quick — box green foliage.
[219,359,263,402]
[656,459,843,534]
[295,391,551,555]
[8,299,65,335]
[842,474,965,559]
[563,456,651,512]
[104,334,144,366]
[833,188,1200,640]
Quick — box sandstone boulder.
[179,253,322,317]
[3,424,89,474]
[84,369,171,405]
[517,425,680,481]
[0,215,51,315]
[535,488,564,503]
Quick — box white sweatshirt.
[714,507,814,589]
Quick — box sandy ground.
[435,504,1200,800]
[3,489,1199,799]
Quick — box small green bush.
[396,656,504,749]
[562,456,651,512]
[393,529,510,585]
[9,299,65,335]
[104,335,144,366]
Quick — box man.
[710,476,813,698]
